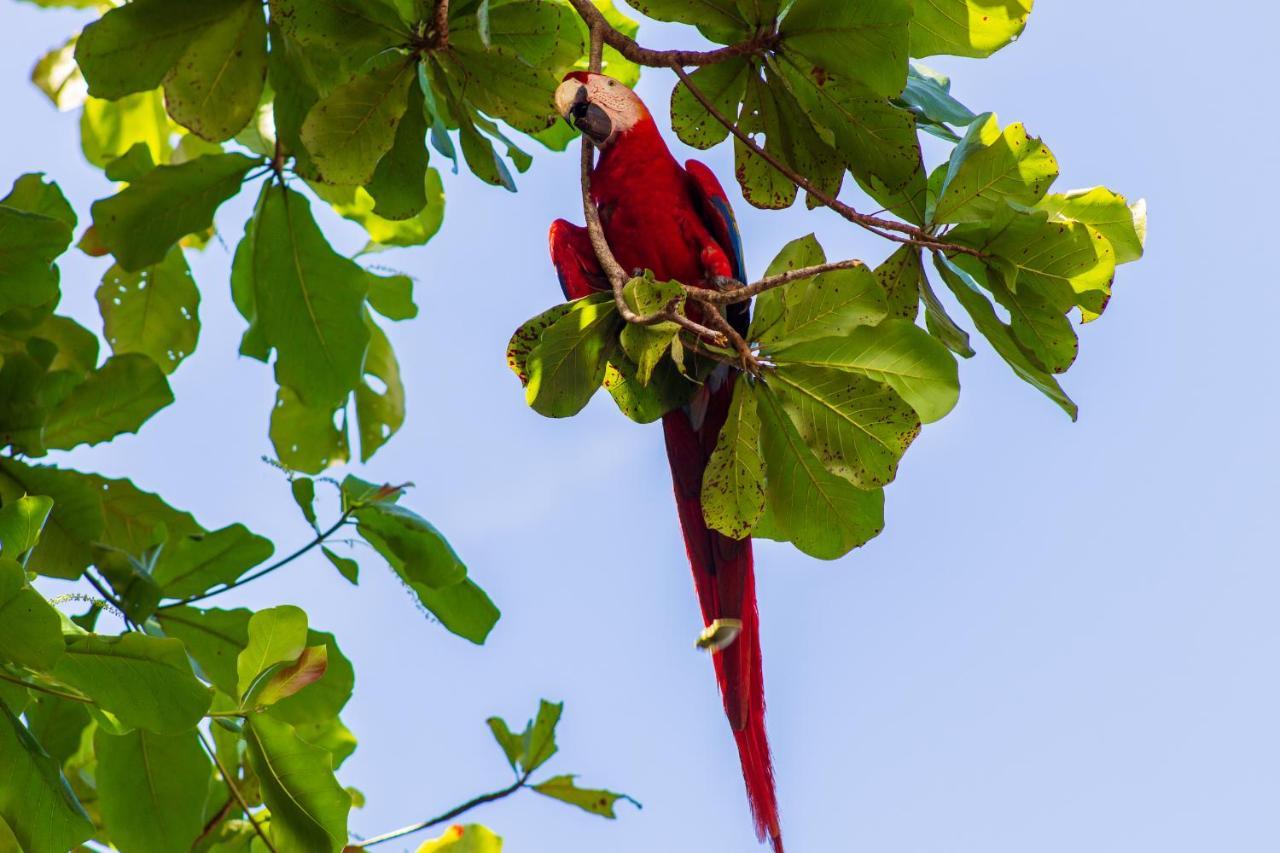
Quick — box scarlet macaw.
[550,71,783,851]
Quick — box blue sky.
[4,1,1277,851]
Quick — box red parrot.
[549,71,782,851]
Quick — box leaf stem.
[158,511,353,610]
[199,729,278,853]
[356,773,531,848]
[0,670,94,705]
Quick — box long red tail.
[663,375,782,852]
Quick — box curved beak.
[553,80,614,147]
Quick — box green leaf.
[74,0,244,99]
[292,714,358,769]
[409,578,500,645]
[602,357,692,424]
[366,74,430,220]
[486,715,524,772]
[507,302,573,387]
[154,606,248,696]
[779,0,912,97]
[355,316,405,462]
[771,321,960,424]
[104,142,158,183]
[0,702,94,853]
[244,714,350,853]
[322,547,359,585]
[91,152,259,272]
[268,0,405,74]
[701,377,765,539]
[311,170,445,250]
[619,277,683,385]
[767,263,887,347]
[366,273,419,320]
[0,495,53,562]
[919,268,974,357]
[0,558,63,670]
[53,633,213,733]
[94,471,203,556]
[31,37,86,113]
[1037,187,1146,265]
[292,478,318,529]
[910,0,1034,59]
[1,174,76,230]
[415,824,503,853]
[900,63,976,135]
[22,693,91,766]
[237,605,308,699]
[0,206,72,313]
[532,775,639,819]
[525,294,620,418]
[750,234,822,342]
[523,699,562,773]
[733,69,798,210]
[670,59,748,150]
[0,460,104,580]
[626,0,744,29]
[302,58,417,186]
[932,253,1077,418]
[80,90,172,169]
[95,727,212,853]
[163,0,268,141]
[151,523,274,599]
[933,115,1058,224]
[270,387,351,474]
[753,382,884,559]
[356,504,466,589]
[874,246,923,321]
[42,355,174,451]
[235,184,371,409]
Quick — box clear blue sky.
[4,2,1276,851]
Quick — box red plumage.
[548,80,782,851]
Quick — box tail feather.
[663,378,782,851]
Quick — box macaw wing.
[548,218,609,300]
[685,159,747,284]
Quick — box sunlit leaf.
[95,727,212,853]
[96,247,200,374]
[415,824,503,853]
[236,604,308,699]
[0,702,94,853]
[524,294,619,418]
[532,775,639,819]
[933,115,1058,224]
[270,387,351,474]
[0,557,64,670]
[31,36,87,112]
[244,713,350,853]
[1037,187,1146,265]
[0,460,104,580]
[80,90,172,169]
[780,0,912,98]
[163,0,269,142]
[910,0,1034,59]
[0,494,53,562]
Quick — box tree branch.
[565,0,775,67]
[432,0,449,48]
[691,259,871,306]
[356,775,529,848]
[667,62,983,258]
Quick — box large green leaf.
[670,59,748,150]
[95,727,212,853]
[244,713,351,853]
[524,294,620,418]
[355,316,405,462]
[0,494,53,562]
[302,58,417,186]
[80,90,172,169]
[97,247,201,374]
[0,206,72,312]
[0,557,63,670]
[236,605,308,699]
[910,0,1034,59]
[74,0,244,99]
[155,605,249,696]
[1037,187,1147,265]
[0,460,104,580]
[152,523,274,599]
[701,378,765,539]
[753,382,884,559]
[234,184,371,409]
[42,355,174,451]
[626,0,744,29]
[932,115,1058,224]
[1,173,76,229]
[771,321,960,424]
[366,74,430,220]
[270,387,351,473]
[312,169,445,249]
[91,152,259,272]
[409,578,500,645]
[0,702,94,853]
[53,633,213,733]
[779,0,912,98]
[932,253,1077,418]
[163,0,268,141]
[356,504,466,589]
[268,0,406,75]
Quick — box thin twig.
[192,797,236,851]
[158,512,353,610]
[357,775,529,848]
[199,730,277,853]
[0,670,93,705]
[566,0,775,67]
[667,63,982,258]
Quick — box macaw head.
[554,71,649,148]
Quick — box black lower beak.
[562,87,613,145]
